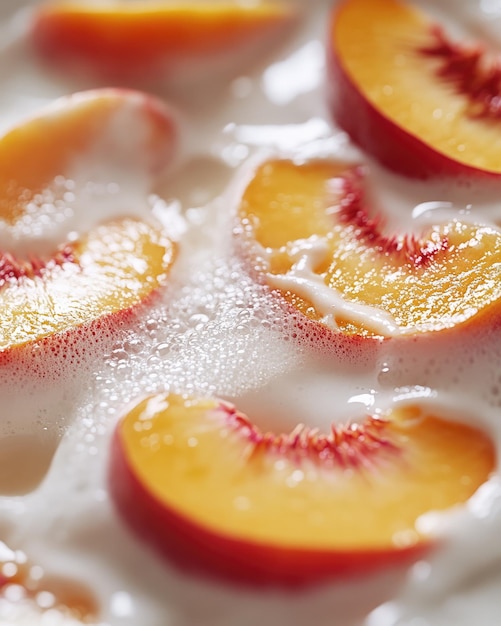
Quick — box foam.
[0,0,501,624]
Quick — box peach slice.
[0,89,177,353]
[31,1,296,82]
[0,540,98,621]
[0,88,176,224]
[0,219,173,352]
[328,0,501,178]
[236,158,501,338]
[109,393,495,586]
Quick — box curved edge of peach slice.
[0,539,99,622]
[109,393,495,587]
[31,1,297,82]
[328,0,501,179]
[0,88,178,356]
[0,218,175,354]
[234,157,501,341]
[0,87,177,224]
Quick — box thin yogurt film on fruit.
[0,0,499,625]
[235,157,501,338]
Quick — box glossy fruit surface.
[0,89,177,352]
[329,0,501,177]
[110,393,495,586]
[237,159,501,338]
[0,219,173,351]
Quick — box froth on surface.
[0,0,501,625]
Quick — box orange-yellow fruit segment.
[119,394,495,552]
[32,2,295,78]
[237,159,501,337]
[0,219,174,351]
[0,89,177,352]
[0,89,175,224]
[0,542,98,623]
[332,0,501,175]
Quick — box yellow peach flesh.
[0,90,174,224]
[333,0,501,174]
[238,159,501,336]
[0,219,174,351]
[0,89,177,351]
[119,394,495,551]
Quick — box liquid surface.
[0,1,500,625]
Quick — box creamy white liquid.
[0,1,499,625]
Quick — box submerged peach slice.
[329,0,501,177]
[0,88,176,223]
[236,159,501,338]
[0,89,177,352]
[31,1,295,81]
[110,393,495,586]
[0,540,98,622]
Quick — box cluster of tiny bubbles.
[96,254,307,412]
[0,317,130,497]
[0,315,135,497]
[5,177,74,240]
[25,252,319,510]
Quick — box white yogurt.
[0,1,499,625]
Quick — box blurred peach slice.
[0,540,98,623]
[329,0,501,178]
[236,158,501,338]
[31,1,296,82]
[0,88,176,224]
[110,393,495,586]
[0,88,177,353]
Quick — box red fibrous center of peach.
[420,26,501,120]
[0,245,75,289]
[222,403,399,469]
[339,172,448,267]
